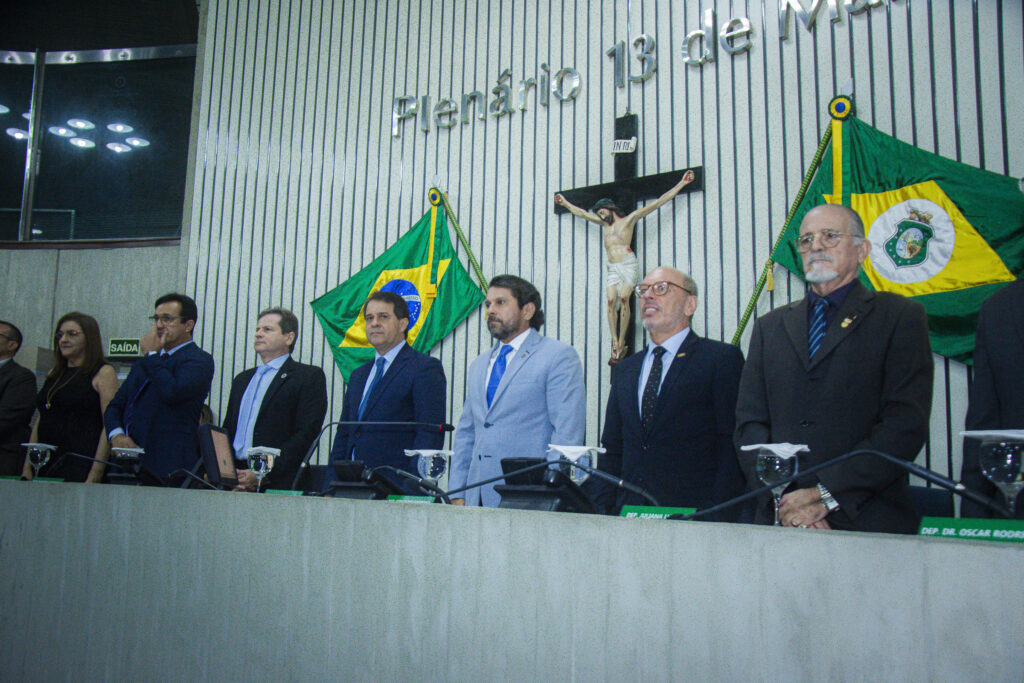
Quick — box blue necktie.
[486,345,514,407]
[233,363,274,457]
[808,298,829,359]
[358,357,387,419]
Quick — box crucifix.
[553,113,703,365]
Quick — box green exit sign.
[108,338,141,357]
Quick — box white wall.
[0,245,181,375]
[185,0,1024,479]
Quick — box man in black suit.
[0,321,36,476]
[735,204,933,534]
[594,266,746,518]
[223,308,327,491]
[105,293,215,481]
[329,290,446,491]
[962,278,1024,518]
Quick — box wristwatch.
[817,482,839,512]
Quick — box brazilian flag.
[311,188,485,380]
[774,98,1024,363]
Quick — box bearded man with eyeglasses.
[735,203,933,534]
[104,293,214,483]
[590,266,748,518]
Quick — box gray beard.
[804,256,838,284]
[805,267,838,284]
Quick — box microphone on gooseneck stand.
[554,458,662,508]
[291,421,344,491]
[166,467,219,490]
[369,465,452,504]
[298,420,456,494]
[668,448,1009,522]
[443,459,557,501]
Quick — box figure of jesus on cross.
[555,168,696,362]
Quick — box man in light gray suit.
[449,274,586,506]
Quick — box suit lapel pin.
[840,314,857,329]
[677,352,686,358]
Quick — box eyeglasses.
[55,330,82,340]
[634,281,694,297]
[793,229,859,253]
[149,315,185,325]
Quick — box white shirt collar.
[496,328,530,355]
[646,326,690,357]
[259,353,289,371]
[375,340,406,365]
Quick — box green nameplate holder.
[265,489,303,496]
[386,494,435,503]
[619,505,696,519]
[918,516,1024,544]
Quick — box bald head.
[798,203,871,296]
[802,203,865,238]
[637,266,699,344]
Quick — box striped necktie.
[808,298,829,359]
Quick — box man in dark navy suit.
[105,293,214,482]
[962,278,1024,518]
[735,204,932,534]
[222,308,327,491]
[594,266,746,518]
[329,290,446,491]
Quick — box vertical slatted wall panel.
[186,0,1024,482]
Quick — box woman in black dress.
[21,312,119,482]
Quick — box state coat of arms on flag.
[771,98,1024,363]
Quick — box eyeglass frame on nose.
[148,315,185,325]
[634,281,695,297]
[793,228,863,253]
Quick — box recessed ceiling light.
[49,126,74,137]
[5,127,28,140]
[125,136,150,147]
[106,142,132,153]
[22,112,31,120]
[69,137,95,148]
[107,122,133,133]
[0,104,9,114]
[67,118,95,130]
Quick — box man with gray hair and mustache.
[735,203,933,534]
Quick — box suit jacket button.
[799,420,812,427]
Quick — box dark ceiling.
[0,0,199,52]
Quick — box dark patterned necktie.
[641,346,666,432]
[808,298,829,359]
